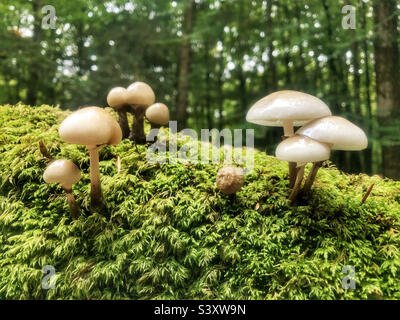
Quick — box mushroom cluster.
[42,81,170,218]
[59,107,122,209]
[246,90,368,201]
[107,82,170,144]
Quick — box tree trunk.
[373,0,400,180]
[321,0,341,114]
[264,0,277,92]
[26,0,43,106]
[217,53,224,130]
[361,0,373,174]
[176,0,195,130]
[204,40,213,129]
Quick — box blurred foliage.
[0,104,400,299]
[0,0,399,175]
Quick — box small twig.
[361,184,375,203]
[116,155,121,173]
[133,141,140,153]
[71,262,96,281]
[39,140,53,160]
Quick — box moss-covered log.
[0,104,400,300]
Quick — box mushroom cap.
[107,87,127,109]
[296,116,368,151]
[216,166,245,195]
[246,90,332,127]
[276,135,331,163]
[125,82,156,107]
[145,103,170,125]
[59,107,122,149]
[43,159,81,189]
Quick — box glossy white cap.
[276,135,331,163]
[59,107,122,150]
[107,87,127,109]
[43,159,81,189]
[296,116,368,151]
[126,82,155,107]
[145,103,170,125]
[246,90,332,127]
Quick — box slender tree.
[373,0,400,179]
[177,0,195,130]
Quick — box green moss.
[0,104,400,300]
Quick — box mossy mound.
[0,104,400,300]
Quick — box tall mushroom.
[58,107,122,209]
[296,116,368,194]
[107,87,131,139]
[43,159,81,219]
[246,90,332,188]
[125,81,156,144]
[276,135,330,201]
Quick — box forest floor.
[0,104,400,299]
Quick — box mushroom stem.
[88,147,104,209]
[288,165,305,201]
[117,107,130,139]
[281,123,296,189]
[282,120,294,137]
[130,105,147,145]
[62,187,80,219]
[289,162,298,189]
[301,161,323,195]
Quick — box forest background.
[0,0,399,179]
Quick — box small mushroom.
[296,116,368,194]
[276,135,330,201]
[216,166,245,195]
[58,107,122,209]
[125,81,156,144]
[43,159,81,219]
[246,90,332,187]
[107,87,131,139]
[145,103,170,129]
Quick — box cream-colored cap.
[107,87,127,109]
[246,90,332,127]
[59,107,122,149]
[276,135,331,163]
[43,159,81,189]
[296,116,368,151]
[125,82,155,107]
[145,103,170,125]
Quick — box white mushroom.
[43,159,81,219]
[246,90,332,187]
[107,87,130,139]
[59,107,122,209]
[296,116,368,194]
[145,103,170,129]
[126,82,156,144]
[276,135,330,201]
